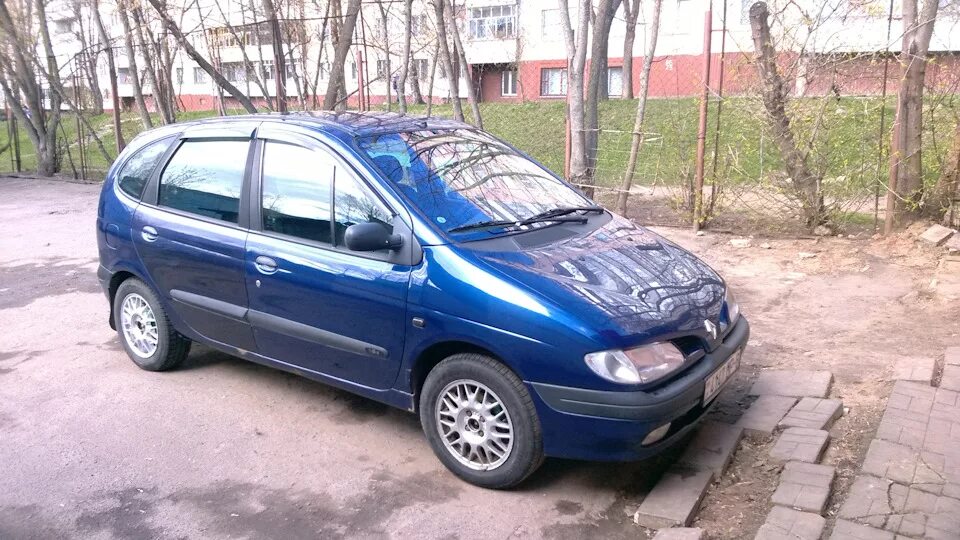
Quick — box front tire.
[114,278,190,371]
[420,353,544,489]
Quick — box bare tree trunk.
[398,0,413,113]
[119,5,153,129]
[73,3,104,114]
[617,0,662,215]
[426,41,439,116]
[0,0,63,175]
[622,0,640,100]
[147,0,258,113]
[445,0,481,127]
[132,7,172,124]
[558,0,591,187]
[323,0,361,110]
[584,0,622,193]
[410,56,425,104]
[433,0,463,121]
[749,2,824,226]
[92,0,125,152]
[377,1,393,111]
[262,0,288,112]
[886,0,940,229]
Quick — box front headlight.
[725,287,740,325]
[584,342,686,385]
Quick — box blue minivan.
[96,112,748,488]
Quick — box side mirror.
[344,222,403,252]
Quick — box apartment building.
[41,0,960,113]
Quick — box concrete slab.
[919,224,955,246]
[749,370,833,398]
[754,506,825,540]
[652,528,704,540]
[779,397,843,430]
[945,346,960,367]
[829,519,895,540]
[892,356,936,384]
[634,466,713,529]
[939,364,960,391]
[769,428,829,463]
[771,461,835,514]
[737,395,797,436]
[676,422,743,476]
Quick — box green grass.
[3,96,957,204]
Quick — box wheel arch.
[106,269,145,330]
[410,340,516,413]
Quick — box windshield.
[356,129,591,238]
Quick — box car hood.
[470,216,725,348]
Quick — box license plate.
[703,348,742,404]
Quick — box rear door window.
[116,137,171,199]
[261,142,335,244]
[158,139,250,224]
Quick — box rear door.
[133,124,258,351]
[243,129,414,390]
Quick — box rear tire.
[114,278,190,371]
[420,353,544,489]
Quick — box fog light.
[641,422,672,446]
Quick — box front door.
[244,136,412,390]
[133,135,257,351]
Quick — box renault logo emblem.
[704,319,718,340]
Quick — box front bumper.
[529,316,750,461]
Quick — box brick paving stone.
[749,370,833,398]
[920,224,956,246]
[736,395,797,436]
[754,506,825,540]
[939,364,960,391]
[779,397,843,430]
[770,461,835,514]
[838,475,909,529]
[946,346,960,366]
[829,519,895,540]
[676,422,743,476]
[652,528,704,540]
[634,466,713,529]
[891,356,936,384]
[769,428,829,463]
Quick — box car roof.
[148,111,472,141]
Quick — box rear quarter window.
[116,137,172,200]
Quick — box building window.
[193,67,208,84]
[414,59,429,80]
[411,14,428,36]
[376,59,389,79]
[541,9,562,40]
[53,18,75,35]
[117,67,131,84]
[607,66,623,97]
[351,62,357,80]
[540,68,567,96]
[285,62,297,79]
[261,59,275,80]
[319,62,330,80]
[501,70,517,96]
[469,5,516,39]
[175,68,183,85]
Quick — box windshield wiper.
[526,205,605,220]
[448,206,604,234]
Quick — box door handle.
[254,255,278,275]
[141,226,159,242]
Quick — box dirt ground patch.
[1,177,956,539]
